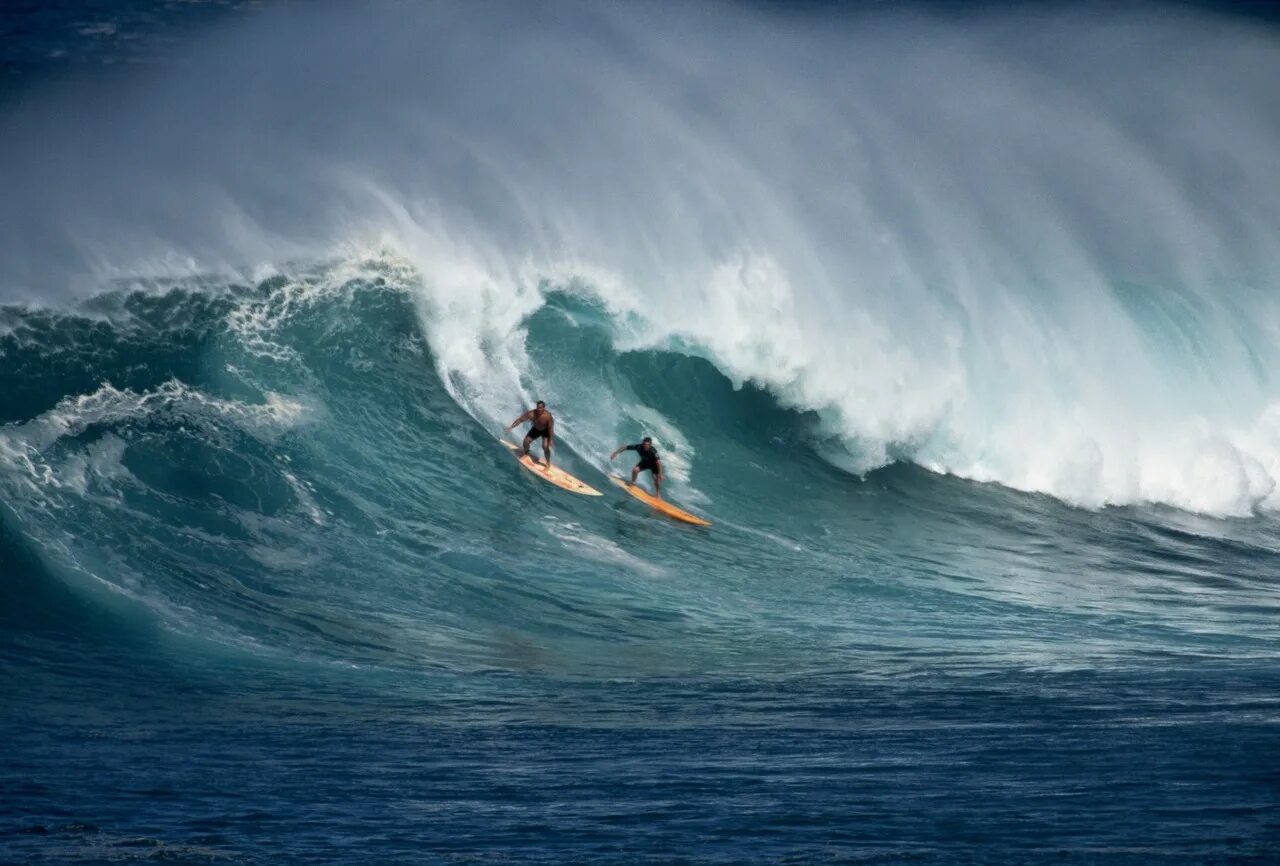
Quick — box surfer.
[506,401,555,466]
[610,436,664,497]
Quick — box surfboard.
[610,474,712,526]
[502,440,602,496]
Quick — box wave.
[0,260,1278,679]
[1,1,1280,519]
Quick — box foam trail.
[1,1,1278,514]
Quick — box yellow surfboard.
[610,474,712,526]
[502,441,602,496]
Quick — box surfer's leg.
[542,439,552,467]
[653,472,663,498]
[630,466,640,485]
[521,435,534,458]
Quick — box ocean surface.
[3,2,1280,863]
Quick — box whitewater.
[2,1,1279,863]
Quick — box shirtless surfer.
[506,401,555,466]
[609,436,664,498]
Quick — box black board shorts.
[637,456,659,472]
[525,426,550,441]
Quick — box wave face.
[1,259,1277,678]
[1,2,1279,515]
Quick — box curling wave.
[0,1,1278,519]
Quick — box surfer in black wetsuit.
[610,436,664,497]
[506,401,555,466]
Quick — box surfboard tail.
[609,475,712,526]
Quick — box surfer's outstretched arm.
[505,410,532,432]
[609,445,633,461]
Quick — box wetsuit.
[627,443,660,472]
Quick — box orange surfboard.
[610,474,712,526]
[502,441,602,496]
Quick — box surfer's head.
[642,436,652,446]
[535,400,545,410]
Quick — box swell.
[0,265,1276,680]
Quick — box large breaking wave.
[4,259,1278,678]
[1,1,1279,515]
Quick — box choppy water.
[3,2,1280,863]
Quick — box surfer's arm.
[609,445,631,460]
[505,410,532,432]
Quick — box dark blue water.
[4,2,1280,863]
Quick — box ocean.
[2,2,1279,863]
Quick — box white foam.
[0,380,308,490]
